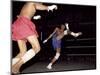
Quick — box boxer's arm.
[65,23,69,30]
[64,23,70,35]
[35,3,57,11]
[43,28,57,43]
[46,28,57,40]
[35,3,48,10]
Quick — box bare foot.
[12,66,20,74]
[12,59,22,74]
[12,52,26,66]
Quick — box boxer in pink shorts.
[12,16,38,41]
[12,2,58,74]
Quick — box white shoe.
[47,65,52,70]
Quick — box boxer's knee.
[54,52,60,60]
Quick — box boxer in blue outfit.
[43,23,82,69]
[52,33,61,50]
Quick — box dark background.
[12,1,96,72]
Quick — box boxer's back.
[20,2,36,19]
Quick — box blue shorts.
[52,37,61,50]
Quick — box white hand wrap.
[54,53,60,60]
[65,23,69,30]
[64,30,68,35]
[33,15,41,20]
[43,39,48,44]
[21,49,36,63]
[47,5,57,12]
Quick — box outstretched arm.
[34,3,48,10]
[43,28,57,43]
[46,30,56,40]
[35,2,57,11]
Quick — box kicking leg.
[70,32,82,37]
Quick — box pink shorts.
[12,16,38,41]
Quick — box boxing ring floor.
[20,55,96,74]
[13,37,96,74]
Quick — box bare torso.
[55,28,65,40]
[19,3,36,19]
